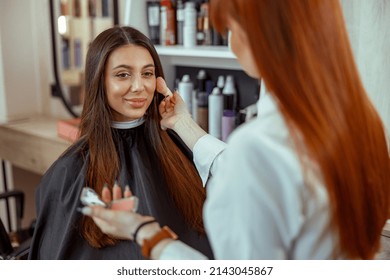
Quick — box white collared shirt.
[160,93,336,259]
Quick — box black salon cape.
[28,124,213,259]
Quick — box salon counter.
[0,115,71,175]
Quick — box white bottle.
[176,0,185,45]
[183,2,197,48]
[178,74,193,113]
[222,75,237,111]
[208,87,223,139]
[222,75,237,141]
[217,75,225,91]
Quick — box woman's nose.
[130,75,144,92]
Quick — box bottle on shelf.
[192,69,207,125]
[160,0,176,46]
[176,0,185,45]
[222,75,237,141]
[196,3,205,45]
[178,74,194,113]
[217,75,225,92]
[183,1,197,48]
[200,2,212,45]
[197,79,213,132]
[146,1,161,45]
[208,86,223,139]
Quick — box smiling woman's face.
[104,44,156,122]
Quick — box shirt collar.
[111,117,145,129]
[257,80,277,117]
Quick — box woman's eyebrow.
[112,64,155,70]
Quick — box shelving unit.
[156,45,236,59]
[155,45,241,88]
[121,0,243,89]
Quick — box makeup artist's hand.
[82,184,161,242]
[156,77,192,131]
[101,183,138,211]
[82,206,158,241]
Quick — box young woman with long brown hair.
[28,26,213,259]
[84,0,389,259]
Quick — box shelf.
[155,45,236,59]
[155,45,241,70]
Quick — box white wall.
[119,0,148,34]
[0,0,42,122]
[0,0,73,123]
[341,0,390,137]
[0,28,6,122]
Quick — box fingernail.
[125,185,130,191]
[114,180,119,186]
[103,183,109,189]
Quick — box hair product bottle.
[176,0,185,45]
[201,2,212,45]
[217,75,225,92]
[208,86,223,139]
[146,1,160,44]
[160,0,176,45]
[194,69,207,129]
[222,75,237,141]
[183,1,197,48]
[178,74,194,113]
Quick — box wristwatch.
[141,225,178,258]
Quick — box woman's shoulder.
[228,111,290,153]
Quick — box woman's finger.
[101,184,111,204]
[112,182,122,200]
[124,185,132,198]
[156,77,173,98]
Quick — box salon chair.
[0,190,34,260]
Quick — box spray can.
[195,70,208,130]
[183,1,197,48]
[217,75,225,92]
[221,75,237,141]
[178,74,194,113]
[176,0,185,45]
[208,87,223,139]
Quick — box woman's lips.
[125,98,147,108]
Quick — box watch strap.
[141,226,178,258]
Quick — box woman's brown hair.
[78,26,205,248]
[211,0,390,259]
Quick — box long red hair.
[211,0,390,259]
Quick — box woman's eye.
[143,72,154,78]
[116,73,130,78]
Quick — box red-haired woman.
[83,0,390,259]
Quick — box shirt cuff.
[193,134,226,186]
